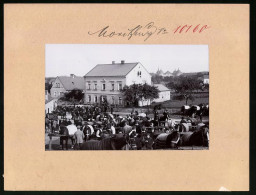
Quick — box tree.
[121,83,159,107]
[151,74,164,84]
[63,89,84,103]
[45,83,52,93]
[168,76,202,105]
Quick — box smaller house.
[45,91,57,114]
[50,74,85,98]
[153,84,171,103]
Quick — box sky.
[45,44,209,77]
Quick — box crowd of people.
[45,104,207,150]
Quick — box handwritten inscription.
[88,22,210,41]
[88,22,168,41]
[173,24,210,34]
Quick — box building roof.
[85,62,139,77]
[58,76,85,90]
[154,84,170,92]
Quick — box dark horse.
[179,126,209,147]
[153,131,180,149]
[80,136,127,150]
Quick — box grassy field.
[112,96,209,117]
[154,96,209,108]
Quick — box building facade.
[50,74,85,98]
[153,84,171,103]
[84,61,152,106]
[45,91,58,114]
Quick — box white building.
[50,74,85,98]
[84,61,152,106]
[45,91,58,114]
[153,84,171,103]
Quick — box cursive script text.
[88,22,168,41]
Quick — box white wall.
[154,91,171,103]
[125,63,151,86]
[45,99,57,114]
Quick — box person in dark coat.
[143,133,154,150]
[59,123,69,150]
[154,110,159,126]
[163,109,170,120]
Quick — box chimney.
[70,74,75,78]
[112,61,115,64]
[121,60,125,64]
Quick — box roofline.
[159,89,171,92]
[125,62,151,77]
[84,75,126,78]
[56,76,68,90]
[122,62,139,76]
[137,62,152,76]
[84,64,101,77]
[84,62,140,77]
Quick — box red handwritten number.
[173,24,209,34]
[193,24,200,33]
[185,25,192,32]
[174,26,181,33]
[199,25,209,33]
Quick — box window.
[54,91,57,97]
[112,96,115,104]
[94,84,97,90]
[94,96,97,103]
[88,95,91,102]
[118,97,122,105]
[88,83,91,90]
[138,71,142,77]
[111,83,114,91]
[102,83,106,91]
[118,83,122,91]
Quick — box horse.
[153,131,181,149]
[178,125,209,147]
[80,136,127,150]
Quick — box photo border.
[1,0,255,194]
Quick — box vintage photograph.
[45,44,209,150]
